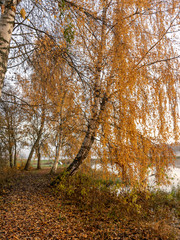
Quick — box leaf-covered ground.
[0,169,179,239]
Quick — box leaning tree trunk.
[66,122,96,175]
[24,115,45,170]
[51,116,101,185]
[66,94,108,176]
[24,136,41,170]
[0,0,20,97]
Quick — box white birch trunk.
[51,92,65,174]
[51,133,62,174]
[66,6,107,176]
[0,0,20,97]
[51,145,61,174]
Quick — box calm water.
[92,160,180,192]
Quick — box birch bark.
[66,94,108,175]
[66,5,107,176]
[0,0,20,97]
[50,135,62,174]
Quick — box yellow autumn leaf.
[20,8,26,19]
[11,6,16,12]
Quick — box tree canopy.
[0,0,180,186]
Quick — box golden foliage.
[65,0,179,184]
[20,8,26,19]
[19,0,180,185]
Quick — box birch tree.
[57,0,180,184]
[0,0,22,97]
[1,0,179,186]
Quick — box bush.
[52,170,178,220]
[0,157,8,168]
[0,167,20,193]
[52,169,180,239]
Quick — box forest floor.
[0,168,180,240]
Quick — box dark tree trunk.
[66,94,108,176]
[24,115,44,171]
[14,141,17,167]
[66,122,96,175]
[24,135,41,170]
[37,145,41,170]
[9,146,13,168]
